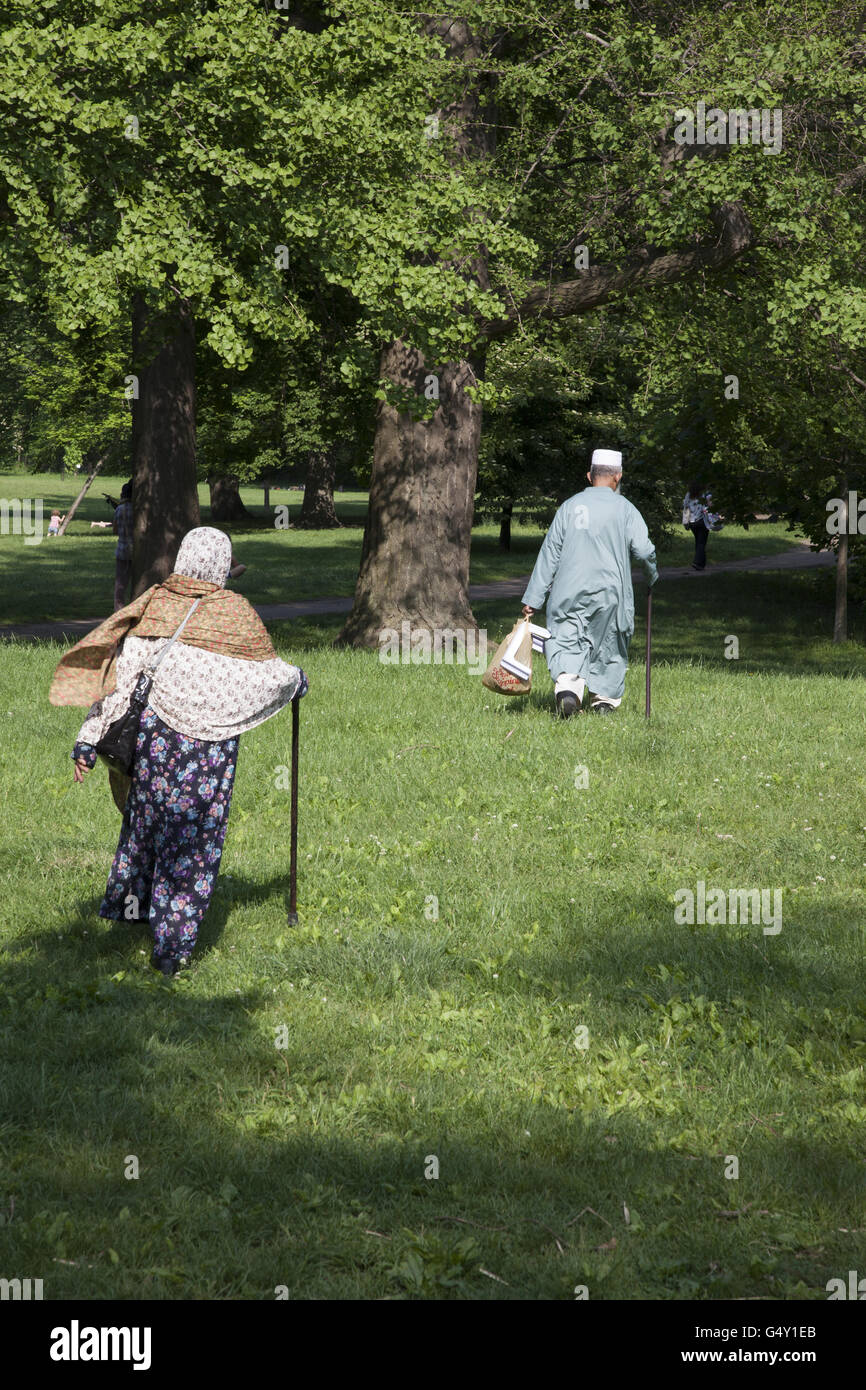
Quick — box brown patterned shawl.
[49,571,276,708]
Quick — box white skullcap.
[591,448,623,472]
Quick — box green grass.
[1,566,865,1299]
[0,474,369,623]
[655,519,800,568]
[0,472,802,624]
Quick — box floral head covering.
[174,527,233,587]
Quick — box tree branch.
[835,163,866,193]
[480,201,756,340]
[829,362,866,391]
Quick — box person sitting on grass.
[521,448,658,719]
[50,526,308,977]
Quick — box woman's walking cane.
[645,587,653,720]
[287,695,300,925]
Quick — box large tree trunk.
[336,206,757,646]
[336,342,484,645]
[335,9,762,648]
[131,293,200,596]
[294,449,342,528]
[338,16,491,647]
[209,474,251,522]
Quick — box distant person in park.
[681,481,722,571]
[113,481,133,610]
[50,526,308,976]
[521,448,658,718]
[47,509,64,537]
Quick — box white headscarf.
[173,527,232,586]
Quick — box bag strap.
[144,598,202,678]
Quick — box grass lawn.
[1,562,864,1299]
[0,472,801,624]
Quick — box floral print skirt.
[98,706,239,969]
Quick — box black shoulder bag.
[94,598,202,777]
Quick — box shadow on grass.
[474,569,866,683]
[517,889,866,1007]
[0,502,369,624]
[2,877,863,1298]
[72,870,297,968]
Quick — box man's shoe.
[555,691,579,719]
[591,702,616,716]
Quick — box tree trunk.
[131,293,200,596]
[209,474,251,522]
[294,449,342,528]
[57,456,106,536]
[335,26,760,647]
[834,481,848,644]
[499,499,513,551]
[338,16,491,647]
[337,342,484,646]
[337,204,757,645]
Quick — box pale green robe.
[522,487,658,700]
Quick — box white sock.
[589,692,622,709]
[555,674,586,702]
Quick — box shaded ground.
[2,562,864,1300]
[0,472,805,624]
[0,544,835,643]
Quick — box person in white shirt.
[681,481,720,571]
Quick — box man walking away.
[113,481,133,611]
[522,449,658,718]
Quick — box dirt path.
[0,543,834,643]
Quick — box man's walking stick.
[287,695,300,925]
[645,587,653,720]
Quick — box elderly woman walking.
[50,527,308,976]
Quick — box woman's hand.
[73,758,91,783]
[522,605,535,618]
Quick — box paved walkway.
[0,543,834,643]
